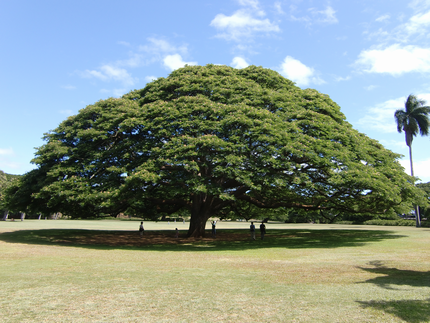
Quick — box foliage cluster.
[395,94,430,149]
[362,219,425,226]
[0,170,20,211]
[417,182,430,218]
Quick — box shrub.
[363,219,418,226]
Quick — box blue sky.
[1,0,430,182]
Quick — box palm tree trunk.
[409,144,414,177]
[408,142,421,227]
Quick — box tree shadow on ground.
[356,261,430,323]
[0,228,406,251]
[357,299,430,323]
[358,260,430,289]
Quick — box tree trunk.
[408,143,414,178]
[186,194,214,237]
[187,212,210,237]
[2,210,8,221]
[408,141,421,227]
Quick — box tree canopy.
[417,182,430,218]
[0,171,20,212]
[5,65,426,236]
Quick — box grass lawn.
[0,220,429,322]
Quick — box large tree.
[0,171,21,219]
[395,94,430,227]
[5,65,425,236]
[417,182,430,219]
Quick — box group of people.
[139,220,267,240]
[211,220,266,240]
[249,221,266,240]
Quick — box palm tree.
[395,94,430,227]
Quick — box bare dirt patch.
[54,231,253,247]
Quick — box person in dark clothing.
[260,222,266,240]
[139,222,144,236]
[211,220,216,238]
[250,222,256,240]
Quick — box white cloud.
[355,44,430,75]
[399,160,412,175]
[136,38,195,71]
[358,93,430,133]
[364,85,378,91]
[334,75,351,82]
[112,38,191,69]
[61,85,76,90]
[399,158,430,182]
[289,5,338,25]
[117,53,146,68]
[378,139,407,151]
[82,69,106,80]
[163,54,197,71]
[210,9,280,41]
[309,6,338,24]
[231,56,249,69]
[367,8,430,43]
[0,148,21,173]
[59,110,73,115]
[99,88,128,97]
[113,89,127,97]
[140,37,188,55]
[274,1,284,14]
[401,10,430,37]
[100,65,136,85]
[375,14,390,22]
[279,56,324,86]
[365,27,390,41]
[0,148,14,156]
[237,0,266,16]
[409,0,430,12]
[145,76,158,83]
[237,0,260,11]
[80,65,136,86]
[0,160,21,172]
[415,93,430,102]
[358,96,405,133]
[118,41,131,47]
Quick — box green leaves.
[395,94,430,146]
[0,171,21,211]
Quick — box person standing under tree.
[260,222,266,240]
[139,222,144,236]
[211,220,217,238]
[250,222,256,240]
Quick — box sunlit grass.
[1,220,429,322]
